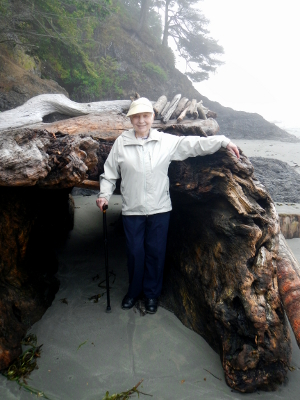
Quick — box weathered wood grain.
[0,94,131,131]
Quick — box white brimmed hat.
[126,97,154,117]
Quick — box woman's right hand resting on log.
[227,142,240,158]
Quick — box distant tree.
[137,0,151,32]
[121,0,162,41]
[126,0,223,82]
[160,0,224,81]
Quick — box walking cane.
[103,204,111,313]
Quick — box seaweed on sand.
[102,379,152,399]
[2,333,51,399]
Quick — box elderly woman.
[96,97,239,314]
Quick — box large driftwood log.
[0,94,131,131]
[0,129,98,187]
[0,96,298,393]
[0,113,220,187]
[38,113,219,138]
[162,146,292,392]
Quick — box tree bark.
[137,0,151,33]
[162,0,171,47]
[0,128,98,187]
[162,147,292,392]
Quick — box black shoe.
[121,295,137,310]
[145,298,158,314]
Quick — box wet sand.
[234,140,300,174]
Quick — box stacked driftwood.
[152,94,217,124]
[0,93,217,132]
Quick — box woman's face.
[130,112,154,137]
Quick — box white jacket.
[99,128,231,215]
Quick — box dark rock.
[71,187,98,196]
[250,157,300,202]
[0,52,68,112]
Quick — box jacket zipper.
[142,146,148,215]
[149,153,152,172]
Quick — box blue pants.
[122,212,170,299]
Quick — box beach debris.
[203,368,222,381]
[89,270,116,303]
[102,378,152,399]
[130,92,140,102]
[77,340,88,351]
[134,299,147,316]
[59,298,68,305]
[89,292,105,303]
[2,334,51,399]
[93,274,100,281]
[98,270,116,288]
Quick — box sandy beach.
[1,138,300,400]
[234,139,300,174]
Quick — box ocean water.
[272,122,300,139]
[284,127,300,139]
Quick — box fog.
[186,0,300,129]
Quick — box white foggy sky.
[179,0,300,128]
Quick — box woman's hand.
[96,197,108,211]
[227,142,240,158]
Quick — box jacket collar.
[122,128,161,146]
